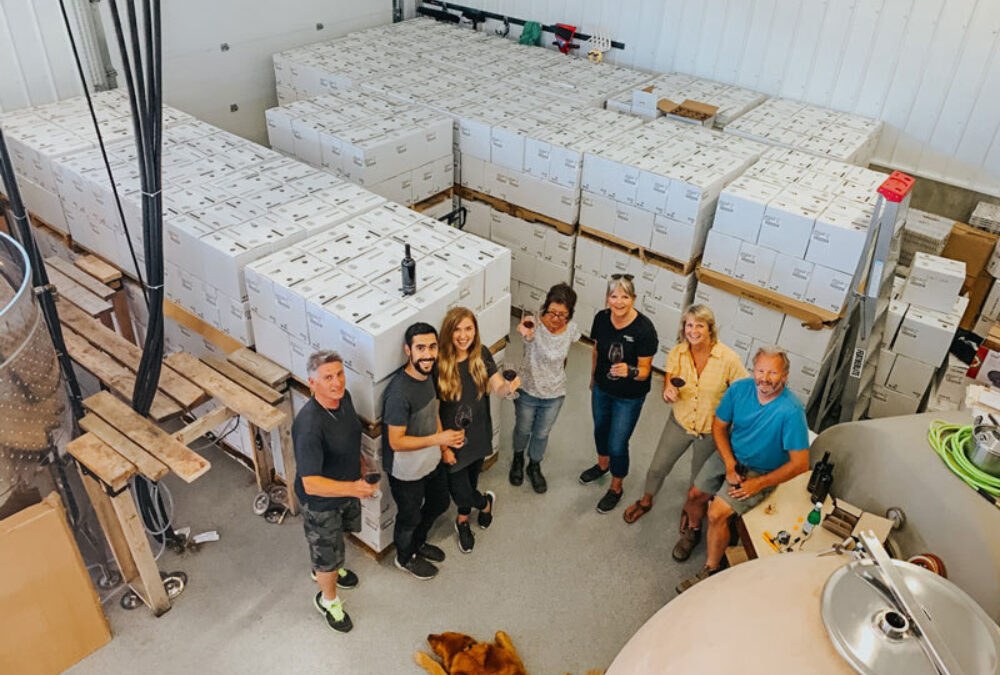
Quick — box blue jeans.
[591,385,647,478]
[512,391,565,463]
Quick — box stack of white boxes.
[691,282,836,407]
[724,98,882,165]
[579,118,768,264]
[458,103,644,224]
[264,90,453,205]
[573,235,697,360]
[872,253,967,417]
[605,72,767,127]
[461,201,576,311]
[971,201,1000,234]
[703,148,888,315]
[927,356,971,412]
[243,204,511,422]
[899,209,954,268]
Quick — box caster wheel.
[268,485,288,505]
[252,491,271,516]
[99,571,122,589]
[885,507,906,531]
[162,575,186,599]
[120,591,142,610]
[264,506,286,524]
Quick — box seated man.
[676,347,810,593]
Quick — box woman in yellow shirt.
[623,305,747,560]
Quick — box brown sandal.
[623,499,653,524]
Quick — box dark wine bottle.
[401,243,416,296]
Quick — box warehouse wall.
[96,0,392,143]
[449,0,1000,198]
[0,0,89,112]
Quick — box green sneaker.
[313,592,352,633]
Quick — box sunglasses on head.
[610,274,634,281]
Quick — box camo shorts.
[302,499,361,573]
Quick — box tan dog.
[414,631,604,675]
[415,631,526,675]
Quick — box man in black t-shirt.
[293,350,376,634]
[382,323,463,580]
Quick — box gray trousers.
[643,413,717,497]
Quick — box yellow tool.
[762,531,781,553]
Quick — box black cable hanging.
[106,0,178,550]
[106,0,165,417]
[56,0,148,305]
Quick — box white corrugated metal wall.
[453,0,1000,197]
[0,0,91,113]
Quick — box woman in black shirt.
[437,306,519,553]
[580,275,658,514]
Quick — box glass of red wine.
[364,472,381,498]
[608,342,625,379]
[502,363,519,400]
[670,377,686,388]
[453,405,473,449]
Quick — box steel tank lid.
[822,558,1000,675]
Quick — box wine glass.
[364,471,381,499]
[608,342,625,379]
[670,377,686,388]
[522,311,535,330]
[453,405,473,450]
[502,362,519,400]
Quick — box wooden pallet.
[578,226,699,276]
[410,186,454,214]
[456,185,577,236]
[695,267,842,328]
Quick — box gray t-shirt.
[381,369,442,481]
[520,320,581,399]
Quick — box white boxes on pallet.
[579,118,767,260]
[868,384,922,418]
[725,98,882,165]
[890,306,957,367]
[900,209,953,268]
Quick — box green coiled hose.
[927,421,1000,498]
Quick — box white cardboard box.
[702,230,743,278]
[892,306,956,366]
[868,384,921,418]
[734,241,778,288]
[901,253,966,313]
[804,264,852,313]
[767,253,814,301]
[777,316,836,364]
[885,352,936,398]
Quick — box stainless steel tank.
[0,231,66,515]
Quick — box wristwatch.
[628,366,639,378]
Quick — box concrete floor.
[69,331,703,675]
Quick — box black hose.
[55,0,147,303]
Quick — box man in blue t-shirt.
[676,347,810,594]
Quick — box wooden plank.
[47,266,112,317]
[276,396,298,515]
[83,390,211,483]
[109,490,171,616]
[163,299,244,354]
[78,468,139,582]
[166,352,286,431]
[578,226,698,275]
[46,256,116,300]
[696,267,842,328]
[201,355,283,404]
[246,422,274,491]
[58,300,206,409]
[226,347,290,388]
[74,254,121,284]
[110,290,137,344]
[63,327,182,422]
[455,186,576,235]
[174,405,237,446]
[66,433,135,492]
[79,414,170,482]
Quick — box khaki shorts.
[693,452,774,515]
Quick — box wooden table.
[738,472,893,559]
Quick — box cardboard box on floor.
[941,222,997,278]
[0,492,110,674]
[656,98,719,123]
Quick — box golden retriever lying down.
[414,631,603,675]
